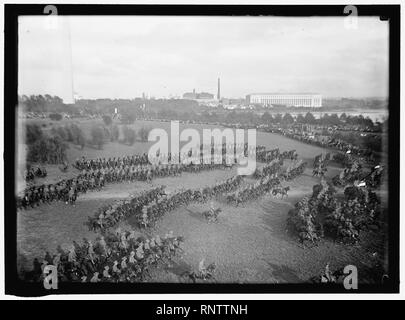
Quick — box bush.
[90,125,105,149]
[102,115,112,126]
[49,113,63,121]
[123,125,136,145]
[138,126,151,142]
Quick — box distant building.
[183,92,197,99]
[246,93,322,107]
[183,89,214,100]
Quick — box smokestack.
[217,78,221,100]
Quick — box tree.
[52,126,68,141]
[77,131,86,149]
[123,126,136,145]
[261,112,273,124]
[329,113,341,126]
[282,113,294,125]
[91,125,105,149]
[340,113,347,122]
[26,124,43,145]
[111,124,119,142]
[296,114,305,124]
[27,135,68,164]
[304,112,316,124]
[102,115,112,126]
[69,123,86,149]
[273,113,283,124]
[138,126,151,142]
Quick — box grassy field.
[16,118,386,283]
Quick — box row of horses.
[74,143,261,171]
[88,176,244,232]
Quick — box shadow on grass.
[265,262,302,283]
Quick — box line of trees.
[19,94,383,132]
[50,124,86,149]
[19,95,79,114]
[26,124,69,164]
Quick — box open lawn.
[16,119,385,283]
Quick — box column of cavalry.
[17,142,298,210]
[18,144,247,283]
[19,145,307,283]
[87,175,244,232]
[87,151,304,233]
[225,159,307,206]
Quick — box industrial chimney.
[217,78,221,100]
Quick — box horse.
[272,186,290,199]
[68,187,77,205]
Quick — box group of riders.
[88,175,244,232]
[17,142,291,210]
[139,176,243,228]
[24,165,47,182]
[332,159,384,189]
[87,186,165,232]
[256,148,298,163]
[74,142,259,171]
[23,229,184,283]
[226,160,307,206]
[17,158,238,210]
[17,178,80,210]
[276,128,375,162]
[312,153,331,177]
[20,143,309,283]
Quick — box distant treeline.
[20,94,387,119]
[19,95,203,120]
[322,97,388,110]
[19,95,78,114]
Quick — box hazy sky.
[19,16,389,103]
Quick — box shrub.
[90,125,105,149]
[49,113,63,121]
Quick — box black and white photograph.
[2,3,401,298]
